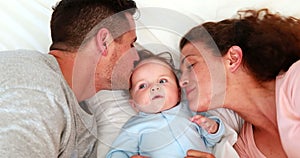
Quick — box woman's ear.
[129,99,139,112]
[225,45,243,72]
[96,28,111,56]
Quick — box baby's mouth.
[152,95,164,100]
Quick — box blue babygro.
[106,101,225,158]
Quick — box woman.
[180,9,300,158]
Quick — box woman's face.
[179,42,226,112]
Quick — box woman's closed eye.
[187,63,196,71]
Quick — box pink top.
[234,122,266,158]
[276,60,300,157]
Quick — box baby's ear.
[129,99,139,112]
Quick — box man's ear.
[129,99,139,112]
[225,45,243,72]
[96,28,110,56]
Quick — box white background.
[1,0,300,53]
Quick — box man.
[0,0,138,157]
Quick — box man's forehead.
[125,12,136,30]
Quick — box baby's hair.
[129,49,179,90]
[133,49,175,69]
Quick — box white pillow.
[82,90,137,158]
[0,0,57,53]
[1,0,299,53]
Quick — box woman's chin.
[189,100,209,112]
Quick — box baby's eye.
[138,83,147,89]
[159,79,168,84]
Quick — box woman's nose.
[179,78,189,87]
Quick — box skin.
[179,42,286,158]
[130,58,219,158]
[129,59,180,113]
[179,42,226,112]
[185,149,215,158]
[179,43,213,112]
[50,13,138,102]
[95,29,138,91]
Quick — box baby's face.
[130,59,180,113]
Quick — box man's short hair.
[50,0,137,51]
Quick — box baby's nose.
[151,84,161,92]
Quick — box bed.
[1,0,299,157]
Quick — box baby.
[106,50,225,158]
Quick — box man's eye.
[159,79,168,84]
[131,42,136,48]
[138,84,147,89]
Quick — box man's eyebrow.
[133,37,137,43]
[181,54,196,64]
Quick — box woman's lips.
[185,87,196,96]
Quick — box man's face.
[95,13,139,91]
[110,29,138,90]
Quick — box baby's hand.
[190,115,219,134]
[131,156,149,158]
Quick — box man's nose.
[131,47,139,61]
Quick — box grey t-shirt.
[0,50,97,157]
